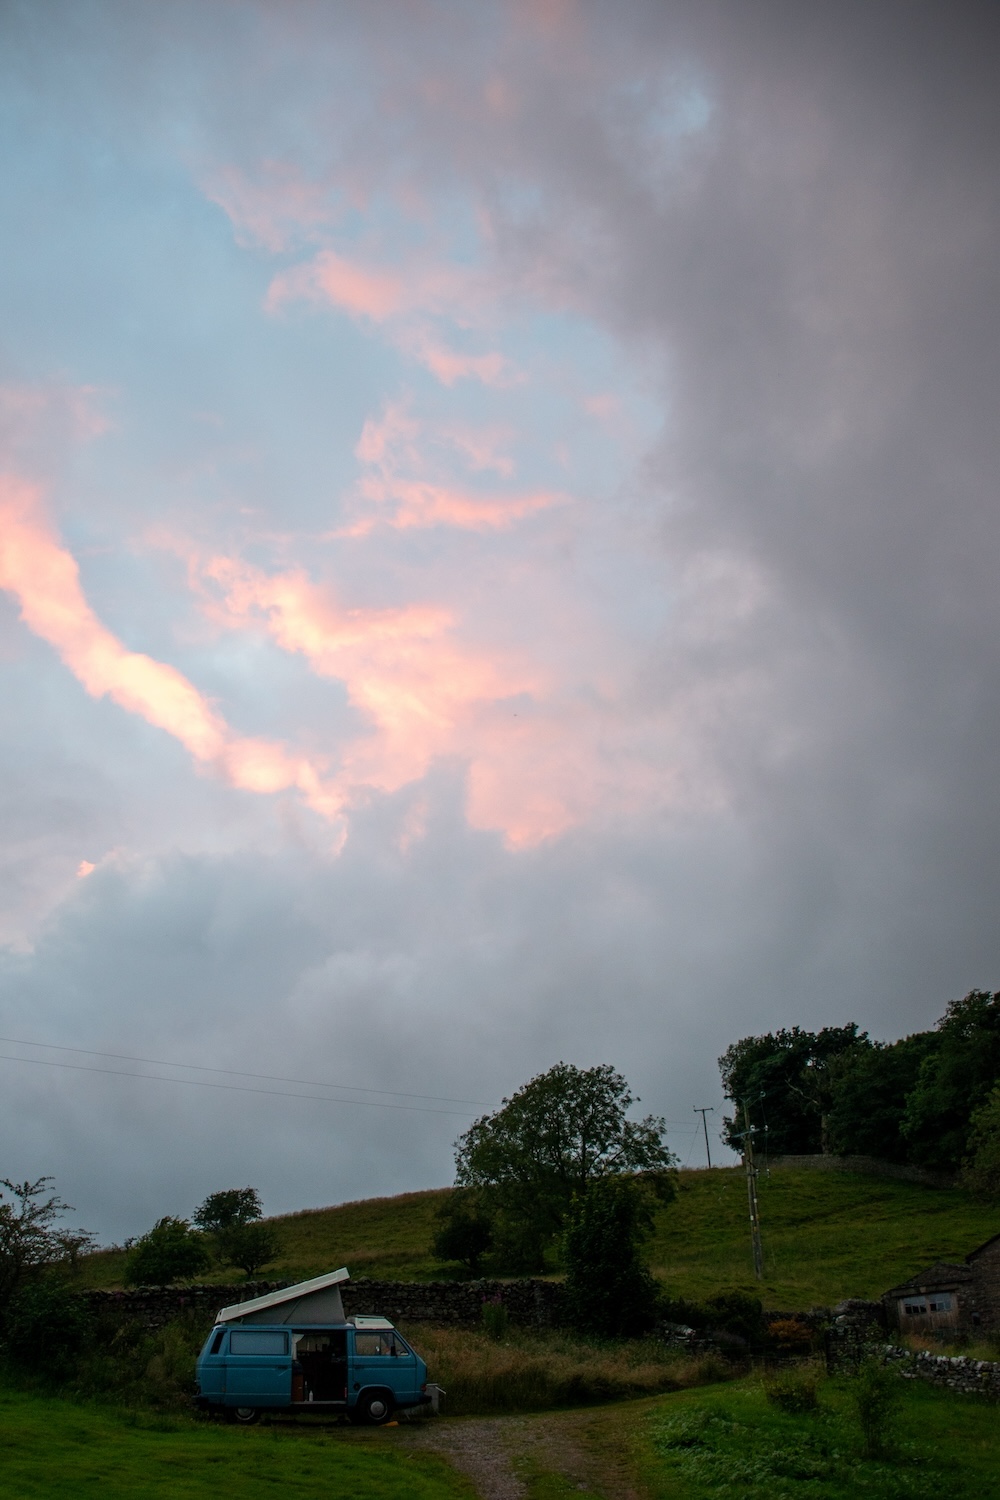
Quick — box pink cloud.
[267,249,407,321]
[345,402,566,533]
[201,553,547,804]
[201,161,335,253]
[264,243,511,386]
[0,476,341,819]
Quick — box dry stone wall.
[78,1277,564,1333]
[826,1299,999,1400]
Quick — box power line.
[0,1035,488,1107]
[0,1052,479,1118]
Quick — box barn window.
[927,1295,953,1313]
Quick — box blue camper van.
[194,1268,431,1425]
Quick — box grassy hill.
[75,1166,1000,1310]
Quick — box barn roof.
[216,1267,350,1324]
[966,1231,1000,1263]
[883,1261,973,1296]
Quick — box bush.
[562,1177,660,1338]
[850,1356,902,1459]
[767,1317,815,1353]
[764,1367,820,1413]
[432,1193,494,1274]
[124,1218,210,1286]
[2,1280,94,1374]
[481,1295,509,1342]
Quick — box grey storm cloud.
[1,1,998,1240]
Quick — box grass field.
[75,1165,1000,1310]
[631,1371,1000,1499]
[0,1385,474,1500]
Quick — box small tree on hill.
[124,1217,210,1286]
[192,1187,263,1234]
[216,1221,283,1279]
[561,1177,660,1338]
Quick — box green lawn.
[0,1386,473,1500]
[633,1373,1000,1499]
[74,1166,1000,1311]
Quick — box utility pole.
[693,1105,715,1168]
[739,1099,764,1281]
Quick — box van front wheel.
[353,1391,394,1426]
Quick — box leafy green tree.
[561,1176,661,1338]
[192,1187,263,1234]
[0,1177,81,1307]
[215,1221,282,1278]
[901,991,1000,1170]
[432,1191,494,1273]
[124,1217,210,1286]
[959,1083,1000,1200]
[718,1025,870,1154]
[825,1033,938,1162]
[454,1062,675,1271]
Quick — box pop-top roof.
[216,1267,350,1324]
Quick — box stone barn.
[883,1232,1000,1335]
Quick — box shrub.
[2,1280,94,1374]
[850,1356,902,1459]
[767,1317,815,1353]
[764,1367,820,1413]
[562,1177,660,1338]
[481,1294,509,1342]
[432,1192,494,1274]
[124,1218,210,1286]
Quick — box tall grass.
[403,1323,732,1415]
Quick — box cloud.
[265,245,513,385]
[200,160,335,253]
[0,476,341,819]
[344,400,565,532]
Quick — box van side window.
[229,1330,288,1356]
[210,1329,225,1355]
[354,1332,395,1356]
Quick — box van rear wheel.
[228,1407,260,1425]
[353,1391,394,1426]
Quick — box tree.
[0,1177,81,1307]
[192,1187,264,1234]
[825,1033,938,1163]
[431,1191,494,1274]
[960,1083,1000,1200]
[453,1062,676,1271]
[902,991,1000,1170]
[124,1217,211,1286]
[718,1025,870,1155]
[561,1177,660,1338]
[216,1221,283,1278]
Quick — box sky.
[1,0,999,1244]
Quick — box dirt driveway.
[390,1407,651,1500]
